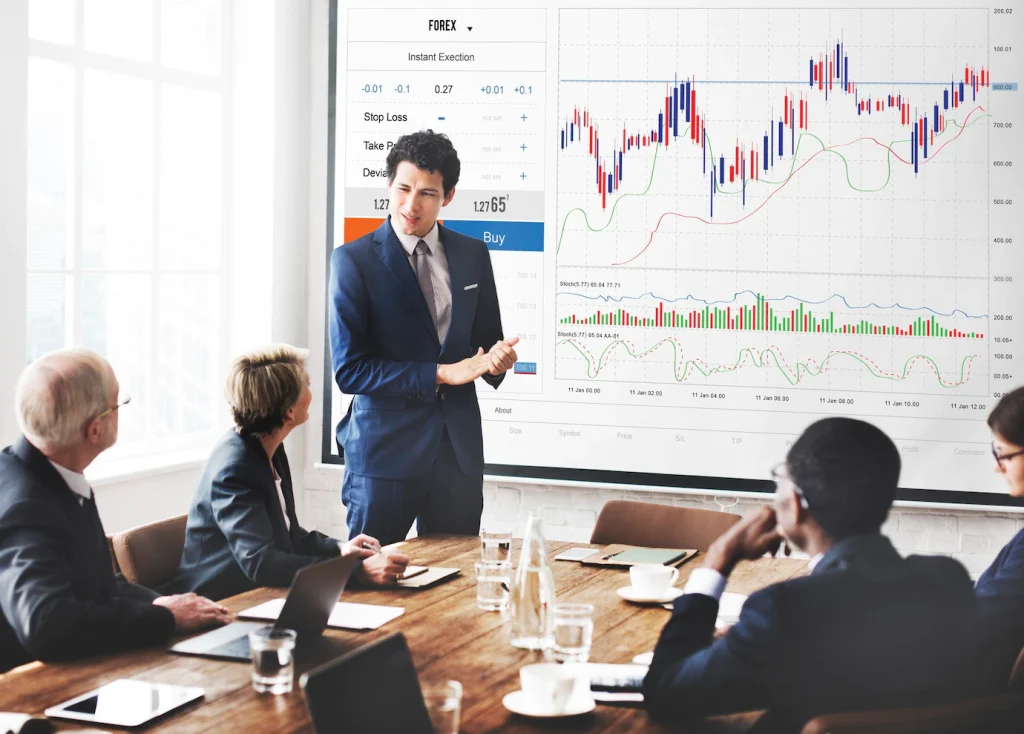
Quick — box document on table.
[658,590,748,628]
[396,567,460,588]
[238,599,404,630]
[716,592,748,627]
[554,547,599,562]
[636,591,750,665]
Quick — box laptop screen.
[302,633,434,734]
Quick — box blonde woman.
[171,346,406,600]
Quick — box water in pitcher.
[507,512,556,650]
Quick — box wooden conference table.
[0,536,806,733]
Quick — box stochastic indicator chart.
[555,8,998,398]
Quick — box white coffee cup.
[519,663,580,713]
[629,563,679,597]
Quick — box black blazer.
[643,534,979,733]
[170,430,341,601]
[975,527,1024,689]
[0,437,175,673]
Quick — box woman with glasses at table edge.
[975,385,1024,690]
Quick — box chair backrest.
[589,500,741,551]
[301,633,434,734]
[798,644,1024,734]
[105,535,120,574]
[111,514,188,591]
[1009,644,1024,691]
[799,694,1024,734]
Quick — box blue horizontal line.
[559,79,972,86]
[556,290,988,320]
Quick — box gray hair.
[16,348,115,450]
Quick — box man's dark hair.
[385,130,461,196]
[786,417,901,539]
[988,386,1024,447]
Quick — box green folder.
[607,548,688,565]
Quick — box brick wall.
[302,468,1024,578]
[299,468,1019,577]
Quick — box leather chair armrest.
[801,693,1024,734]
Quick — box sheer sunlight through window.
[26,0,228,463]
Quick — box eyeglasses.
[992,442,1024,468]
[95,392,131,420]
[771,463,810,510]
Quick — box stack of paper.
[659,591,748,629]
[716,592,747,627]
[239,599,404,631]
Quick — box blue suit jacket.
[975,527,1024,689]
[329,217,504,479]
[643,535,979,733]
[170,430,341,601]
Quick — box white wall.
[0,1,28,446]
[296,0,1022,579]
[93,465,204,534]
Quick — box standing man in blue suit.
[330,130,518,545]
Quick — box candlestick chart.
[555,7,995,396]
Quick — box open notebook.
[239,599,404,631]
[580,544,698,567]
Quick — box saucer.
[617,586,683,604]
[502,690,596,718]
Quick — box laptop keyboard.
[209,634,252,659]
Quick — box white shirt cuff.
[683,568,727,601]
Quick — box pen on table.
[600,550,623,561]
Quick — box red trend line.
[611,105,988,266]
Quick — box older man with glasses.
[0,348,229,673]
[643,417,980,733]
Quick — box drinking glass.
[475,560,511,611]
[480,529,512,563]
[421,679,462,734]
[550,603,594,663]
[249,627,296,694]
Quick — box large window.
[26,0,230,460]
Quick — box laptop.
[301,633,434,734]
[169,553,360,662]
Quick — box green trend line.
[707,113,990,197]
[556,337,979,388]
[555,112,990,256]
[556,134,669,254]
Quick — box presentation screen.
[324,0,1024,505]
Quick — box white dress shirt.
[682,551,825,601]
[274,477,291,531]
[390,219,452,343]
[48,460,93,505]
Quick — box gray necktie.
[412,240,439,337]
